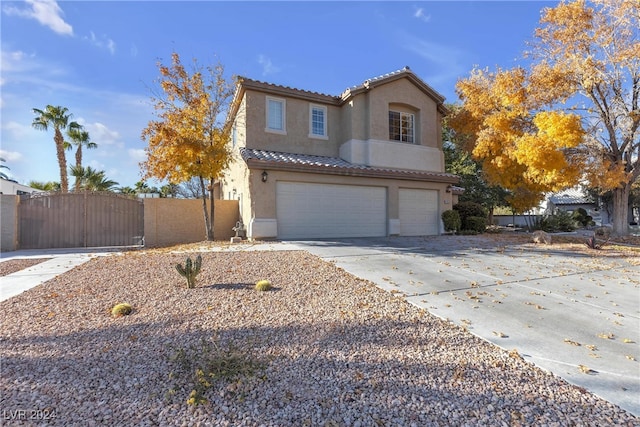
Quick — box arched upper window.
[388,103,417,144]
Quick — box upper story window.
[266,96,286,133]
[389,110,415,143]
[309,104,327,139]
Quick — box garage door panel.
[277,182,386,239]
[399,189,439,236]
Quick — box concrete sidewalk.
[0,248,122,302]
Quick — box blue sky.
[1,0,554,189]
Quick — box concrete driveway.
[285,235,640,416]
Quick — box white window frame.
[308,104,328,139]
[389,110,415,144]
[266,96,286,134]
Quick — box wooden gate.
[18,192,144,249]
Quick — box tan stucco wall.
[235,78,445,172]
[242,90,342,157]
[0,195,18,252]
[143,199,239,248]
[364,78,441,149]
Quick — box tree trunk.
[611,184,630,236]
[54,128,68,193]
[209,176,215,241]
[198,175,213,241]
[75,146,82,192]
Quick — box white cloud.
[258,54,281,76]
[0,149,23,162]
[1,50,37,73]
[2,0,73,36]
[414,7,431,23]
[413,7,431,22]
[81,122,121,146]
[2,121,31,139]
[84,31,116,55]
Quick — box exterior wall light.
[446,185,452,193]
[261,171,268,183]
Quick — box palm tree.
[31,105,80,193]
[71,166,119,192]
[0,157,9,180]
[118,186,137,195]
[66,126,97,191]
[86,168,119,192]
[28,180,60,191]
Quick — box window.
[266,97,285,133]
[309,104,327,138]
[389,110,415,143]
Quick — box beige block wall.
[0,195,18,252]
[143,199,239,248]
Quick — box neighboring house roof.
[548,188,594,205]
[228,66,448,121]
[240,148,460,184]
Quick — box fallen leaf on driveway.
[578,365,597,374]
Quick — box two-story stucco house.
[223,66,461,240]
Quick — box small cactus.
[176,255,202,289]
[255,279,272,292]
[111,303,133,317]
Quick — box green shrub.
[255,279,272,291]
[537,211,578,232]
[453,202,487,233]
[453,202,487,222]
[572,208,594,227]
[464,216,487,233]
[441,210,461,233]
[176,255,202,289]
[111,303,133,317]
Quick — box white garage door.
[276,182,386,239]
[399,189,439,236]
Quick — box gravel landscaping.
[1,249,638,426]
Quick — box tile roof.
[548,188,595,205]
[240,148,460,184]
[237,77,340,103]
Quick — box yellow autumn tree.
[450,66,584,213]
[451,0,639,234]
[141,52,237,240]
